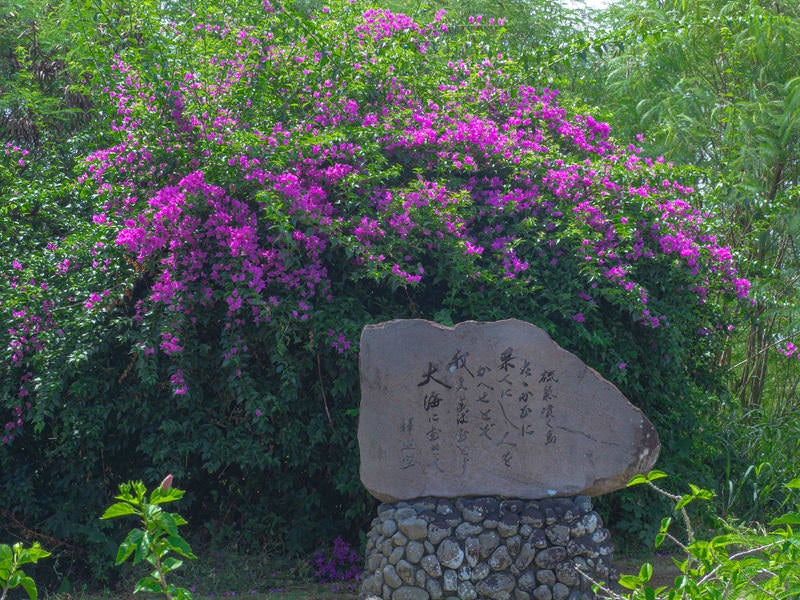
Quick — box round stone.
[489,545,512,571]
[396,559,415,585]
[517,569,537,591]
[460,501,485,524]
[393,532,409,546]
[421,554,443,578]
[478,530,500,558]
[458,580,478,600]
[437,538,465,569]
[515,542,535,570]
[367,552,384,572]
[536,569,556,586]
[437,499,456,516]
[428,520,452,545]
[471,562,490,582]
[390,546,405,565]
[383,564,403,588]
[443,568,458,592]
[555,561,580,586]
[501,499,524,513]
[392,586,431,600]
[456,521,484,539]
[497,512,521,537]
[476,573,516,599]
[400,517,429,540]
[535,547,567,569]
[515,590,532,600]
[484,512,500,530]
[566,536,596,558]
[383,518,398,536]
[591,528,609,544]
[427,578,443,600]
[363,573,383,595]
[552,583,570,600]
[533,584,553,600]
[521,507,544,528]
[530,529,548,549]
[507,534,522,557]
[413,499,436,512]
[582,514,600,535]
[464,537,480,567]
[406,540,425,564]
[545,525,570,546]
[396,507,417,520]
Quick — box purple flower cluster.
[2,2,755,442]
[310,536,361,583]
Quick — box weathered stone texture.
[359,319,659,502]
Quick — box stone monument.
[358,319,660,600]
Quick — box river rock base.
[359,496,615,600]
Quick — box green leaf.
[785,478,800,490]
[675,494,694,511]
[770,512,800,526]
[134,531,151,565]
[617,574,640,590]
[156,512,180,537]
[659,517,672,533]
[134,576,162,594]
[149,487,185,505]
[14,543,50,566]
[115,529,144,565]
[101,502,138,520]
[647,470,668,482]
[161,557,183,572]
[638,562,653,582]
[166,535,196,559]
[173,587,194,600]
[627,474,648,487]
[18,575,38,600]
[0,544,12,565]
[688,484,713,500]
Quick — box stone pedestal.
[359,496,616,600]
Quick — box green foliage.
[101,476,196,600]
[0,541,50,600]
[596,0,800,414]
[0,0,771,584]
[601,472,800,600]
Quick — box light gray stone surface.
[359,496,611,600]
[359,319,659,502]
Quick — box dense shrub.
[1,0,749,581]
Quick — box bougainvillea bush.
[0,0,750,577]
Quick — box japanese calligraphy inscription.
[358,319,660,502]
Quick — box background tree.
[582,0,800,520]
[0,0,789,587]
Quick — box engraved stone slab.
[358,319,659,502]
